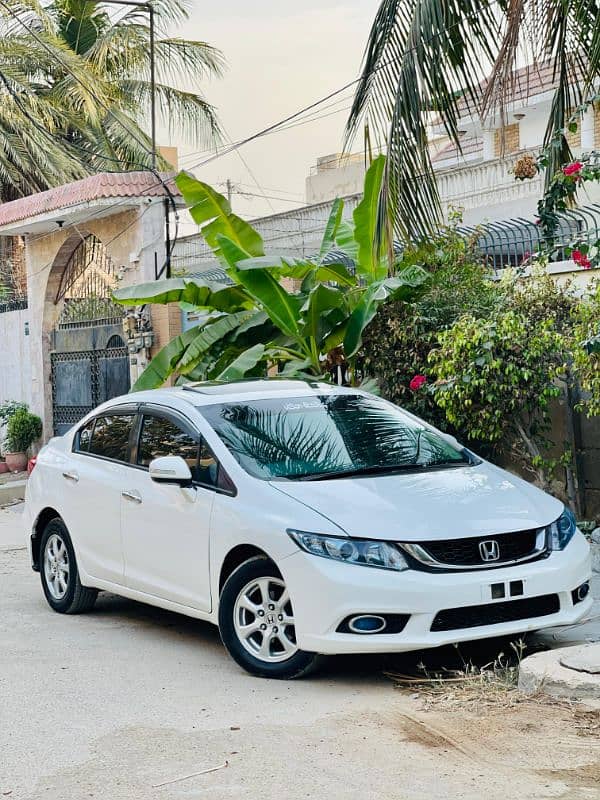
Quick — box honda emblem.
[479,539,500,562]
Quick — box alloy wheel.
[233,577,298,663]
[43,533,70,600]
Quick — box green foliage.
[359,221,499,428]
[429,272,575,487]
[0,0,223,197]
[573,279,600,416]
[536,151,600,266]
[0,400,27,426]
[114,158,428,390]
[5,408,42,453]
[347,1,600,246]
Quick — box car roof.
[122,379,361,409]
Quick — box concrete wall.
[0,306,32,409]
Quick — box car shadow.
[88,591,530,684]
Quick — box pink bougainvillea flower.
[563,161,583,177]
[409,374,427,391]
[572,250,592,269]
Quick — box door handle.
[62,471,79,483]
[122,489,142,504]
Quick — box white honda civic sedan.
[25,379,592,678]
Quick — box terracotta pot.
[4,452,28,473]
[0,461,8,474]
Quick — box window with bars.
[0,236,27,313]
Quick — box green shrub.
[5,408,42,453]
[359,220,499,431]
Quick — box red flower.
[572,250,592,269]
[563,161,583,177]
[409,374,427,391]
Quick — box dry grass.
[386,639,590,714]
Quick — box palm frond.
[346,0,498,244]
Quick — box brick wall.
[494,123,520,156]
[595,104,600,147]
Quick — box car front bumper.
[280,531,592,655]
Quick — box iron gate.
[51,346,130,435]
[50,235,130,435]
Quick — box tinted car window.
[137,414,220,488]
[88,415,134,462]
[76,419,94,452]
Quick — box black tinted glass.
[76,420,94,452]
[88,415,134,461]
[200,394,468,480]
[138,415,211,483]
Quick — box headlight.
[287,530,409,571]
[546,507,577,550]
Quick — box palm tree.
[346,0,600,244]
[0,0,223,198]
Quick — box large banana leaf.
[342,267,427,358]
[335,220,359,262]
[178,310,256,372]
[301,284,346,344]
[318,198,344,261]
[215,344,266,381]
[131,326,203,391]
[233,268,302,338]
[176,172,265,260]
[352,155,387,280]
[113,277,250,311]
[234,254,356,288]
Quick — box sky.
[165,0,380,233]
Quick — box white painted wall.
[0,307,32,409]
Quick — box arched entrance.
[50,235,130,434]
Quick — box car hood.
[270,462,562,542]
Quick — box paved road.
[2,504,599,800]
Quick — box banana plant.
[113,156,428,390]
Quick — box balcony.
[435,153,545,218]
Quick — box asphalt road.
[2,504,599,800]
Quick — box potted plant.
[4,408,42,472]
[0,459,8,475]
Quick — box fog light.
[347,615,387,634]
[572,582,590,605]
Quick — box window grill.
[55,235,124,329]
[0,236,27,313]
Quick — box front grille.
[421,529,539,566]
[431,594,560,632]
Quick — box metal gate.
[51,346,130,435]
[50,235,130,435]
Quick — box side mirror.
[149,456,193,487]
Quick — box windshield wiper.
[289,460,469,481]
[290,464,429,481]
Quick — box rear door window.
[88,414,135,462]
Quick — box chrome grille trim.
[399,529,547,571]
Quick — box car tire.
[40,518,98,614]
[218,556,320,679]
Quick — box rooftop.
[0,171,182,235]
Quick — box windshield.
[199,393,470,481]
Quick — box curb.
[0,479,27,506]
[518,644,600,707]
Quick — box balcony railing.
[435,153,544,211]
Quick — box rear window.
[88,414,134,462]
[76,420,94,452]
